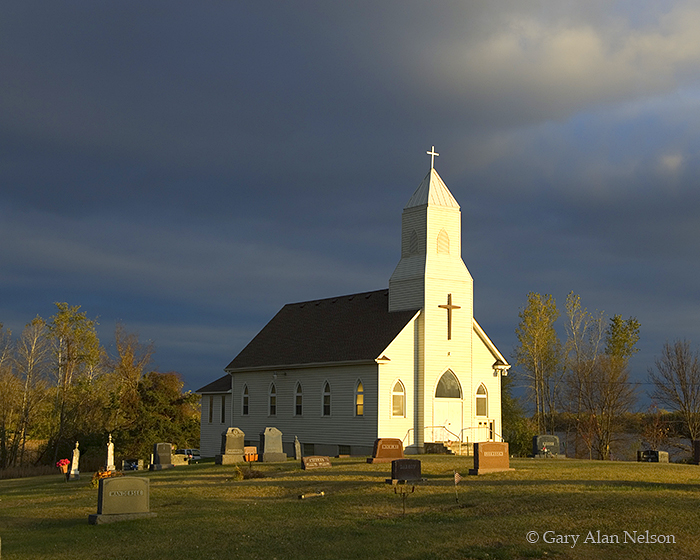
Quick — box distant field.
[2,457,699,560]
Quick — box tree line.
[506,291,700,460]
[0,303,199,470]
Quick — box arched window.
[220,395,226,424]
[437,228,450,254]
[392,380,406,417]
[269,383,277,416]
[208,395,214,423]
[295,383,303,416]
[476,384,488,416]
[322,382,331,416]
[242,385,249,416]
[355,380,364,416]
[435,370,462,398]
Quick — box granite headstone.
[533,435,560,457]
[260,427,287,462]
[391,458,422,481]
[367,438,404,463]
[149,442,174,470]
[88,476,157,524]
[469,442,514,475]
[216,427,245,464]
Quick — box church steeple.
[388,156,472,314]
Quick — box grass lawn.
[1,456,699,560]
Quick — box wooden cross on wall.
[438,293,460,340]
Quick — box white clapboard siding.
[227,363,379,454]
[199,392,232,457]
[376,312,419,450]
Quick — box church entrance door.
[432,398,463,442]
[431,370,464,443]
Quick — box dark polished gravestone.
[390,459,422,482]
[88,477,157,524]
[366,438,404,464]
[469,442,514,475]
[259,427,287,462]
[216,427,245,465]
[149,442,174,470]
[533,435,560,457]
[302,456,332,470]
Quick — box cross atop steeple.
[427,146,439,169]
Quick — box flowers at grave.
[90,468,124,488]
[56,459,70,468]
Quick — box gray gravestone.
[533,435,560,457]
[294,436,302,460]
[88,476,157,524]
[216,427,245,464]
[69,441,80,481]
[391,459,422,481]
[149,442,174,470]
[260,427,287,462]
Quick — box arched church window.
[322,382,331,416]
[435,370,462,398]
[295,383,303,416]
[476,384,488,416]
[392,380,406,417]
[269,383,277,416]
[437,228,450,254]
[242,385,249,416]
[355,380,364,416]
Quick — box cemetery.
[2,452,700,560]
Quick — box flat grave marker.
[302,456,332,470]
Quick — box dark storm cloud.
[2,1,700,393]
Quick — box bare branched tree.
[649,340,700,441]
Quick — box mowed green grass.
[2,456,700,560]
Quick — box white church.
[197,151,510,457]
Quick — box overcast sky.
[2,2,699,404]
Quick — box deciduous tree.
[648,340,700,441]
[513,292,563,434]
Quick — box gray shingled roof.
[196,374,231,394]
[225,289,419,371]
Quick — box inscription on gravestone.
[88,477,157,524]
[469,442,513,475]
[391,459,422,481]
[367,438,404,464]
[260,427,287,462]
[302,456,332,470]
[216,427,245,465]
[533,435,560,457]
